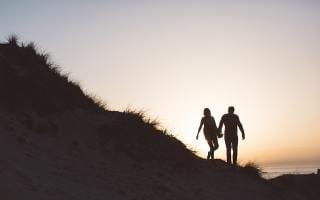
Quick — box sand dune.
[0,38,318,200]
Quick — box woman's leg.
[212,136,219,151]
[206,140,214,159]
[210,137,219,159]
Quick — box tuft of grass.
[124,108,146,119]
[6,34,19,46]
[39,52,51,65]
[243,162,263,178]
[124,108,160,129]
[186,145,198,155]
[86,93,108,111]
[26,41,37,53]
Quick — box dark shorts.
[204,128,216,139]
[204,130,218,144]
[204,133,215,141]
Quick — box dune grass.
[6,34,19,46]
[242,162,263,178]
[124,108,161,130]
[0,35,107,114]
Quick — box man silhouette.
[218,106,245,165]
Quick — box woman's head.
[203,108,211,117]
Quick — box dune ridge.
[0,37,318,200]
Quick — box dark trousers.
[225,135,238,164]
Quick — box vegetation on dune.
[99,108,197,167]
[0,35,267,174]
[242,162,263,178]
[1,35,196,168]
[1,34,318,200]
[0,34,106,114]
[6,34,19,46]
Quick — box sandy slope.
[0,108,282,200]
[1,40,315,199]
[271,174,320,200]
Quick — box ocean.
[261,163,320,179]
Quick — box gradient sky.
[1,0,320,165]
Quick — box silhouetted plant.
[20,42,26,48]
[39,52,51,65]
[0,37,108,114]
[26,41,37,53]
[98,107,196,167]
[87,93,108,111]
[6,34,19,46]
[124,108,160,129]
[243,162,263,178]
[1,36,197,168]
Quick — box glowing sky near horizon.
[1,0,320,165]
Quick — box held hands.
[217,131,223,138]
[242,133,245,140]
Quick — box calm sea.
[261,163,320,179]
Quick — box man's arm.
[196,118,204,140]
[237,116,245,140]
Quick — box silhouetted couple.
[196,106,245,165]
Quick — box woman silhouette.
[196,108,219,159]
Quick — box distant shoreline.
[262,163,319,179]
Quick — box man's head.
[228,106,235,114]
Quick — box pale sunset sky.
[1,0,320,165]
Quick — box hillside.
[0,37,316,200]
[271,174,320,200]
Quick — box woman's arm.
[212,117,217,129]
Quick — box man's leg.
[225,137,231,164]
[232,136,238,165]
